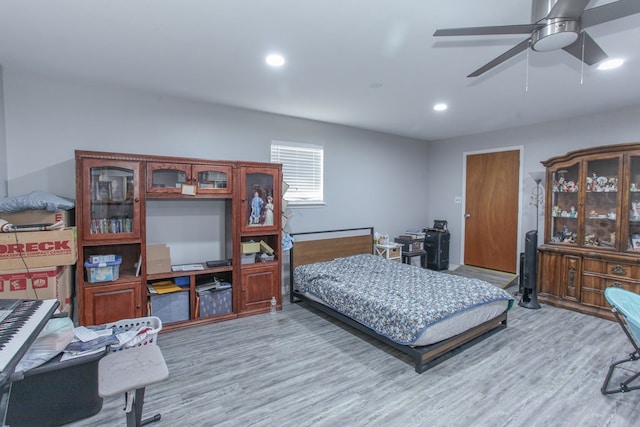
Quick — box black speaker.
[519,230,541,309]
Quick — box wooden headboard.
[289,227,374,274]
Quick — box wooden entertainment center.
[538,143,640,320]
[75,150,282,330]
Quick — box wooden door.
[464,150,519,273]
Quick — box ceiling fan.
[433,0,640,77]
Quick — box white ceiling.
[1,0,639,141]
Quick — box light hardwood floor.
[70,291,640,427]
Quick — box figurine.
[264,196,274,226]
[569,206,577,218]
[250,191,264,224]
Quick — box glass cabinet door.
[584,157,620,249]
[147,163,233,196]
[549,163,580,246]
[147,163,190,194]
[240,167,280,233]
[628,156,640,252]
[193,165,232,195]
[83,159,141,241]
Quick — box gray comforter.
[294,254,514,345]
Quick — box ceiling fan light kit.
[530,19,579,52]
[434,0,640,77]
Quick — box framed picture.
[632,238,640,251]
[96,181,112,201]
[110,177,127,201]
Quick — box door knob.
[464,213,471,218]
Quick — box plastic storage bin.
[84,255,122,283]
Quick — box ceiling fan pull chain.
[580,32,585,85]
[525,41,530,93]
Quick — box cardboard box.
[241,242,260,253]
[0,265,73,311]
[146,244,171,274]
[0,209,74,227]
[0,227,77,270]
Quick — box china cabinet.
[76,151,282,329]
[537,143,640,320]
[235,164,282,315]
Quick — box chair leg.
[122,387,162,427]
[601,352,640,395]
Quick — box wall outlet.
[454,196,462,204]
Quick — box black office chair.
[601,287,640,395]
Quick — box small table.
[374,243,402,262]
[99,345,169,427]
[402,250,427,267]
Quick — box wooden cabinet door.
[146,162,191,194]
[82,281,142,325]
[239,263,279,315]
[562,255,581,302]
[192,164,233,195]
[80,158,142,242]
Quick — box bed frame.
[289,227,509,373]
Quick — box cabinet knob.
[464,213,471,219]
[611,265,627,276]
[612,282,623,288]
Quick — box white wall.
[0,66,7,197]
[428,105,640,267]
[2,69,430,241]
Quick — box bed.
[289,227,514,373]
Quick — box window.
[271,141,324,205]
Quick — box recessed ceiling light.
[598,58,624,71]
[266,54,285,67]
[434,103,448,112]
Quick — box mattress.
[294,254,514,346]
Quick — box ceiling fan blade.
[434,24,541,37]
[468,39,530,77]
[581,0,640,28]
[562,31,607,65]
[547,0,589,19]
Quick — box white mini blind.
[271,141,324,204]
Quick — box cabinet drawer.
[605,262,639,279]
[582,258,605,274]
[583,259,640,280]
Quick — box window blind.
[271,142,324,204]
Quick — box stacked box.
[0,209,74,227]
[0,265,73,312]
[241,253,256,264]
[0,227,77,270]
[198,287,232,317]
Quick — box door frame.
[460,145,524,273]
